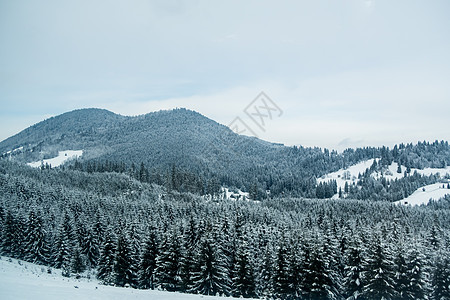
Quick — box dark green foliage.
[431,254,450,300]
[190,236,230,296]
[71,247,86,274]
[113,234,136,287]
[155,229,183,292]
[1,159,450,299]
[343,238,364,300]
[362,236,396,300]
[139,230,158,290]
[97,230,116,284]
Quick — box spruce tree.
[232,241,256,298]
[24,211,49,264]
[139,230,159,289]
[190,236,230,296]
[431,253,450,300]
[404,246,427,300]
[273,239,291,299]
[113,233,136,287]
[362,236,396,300]
[343,238,364,300]
[155,229,183,292]
[97,230,116,284]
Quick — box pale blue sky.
[1,0,449,150]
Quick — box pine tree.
[343,238,364,300]
[155,229,183,292]
[70,247,86,274]
[273,239,291,299]
[232,241,256,298]
[139,230,158,289]
[431,253,450,300]
[53,222,72,269]
[81,228,99,268]
[393,250,409,300]
[190,236,230,296]
[1,211,23,258]
[97,230,116,284]
[362,236,396,300]
[24,211,49,264]
[113,233,136,287]
[404,246,427,300]
[305,243,340,300]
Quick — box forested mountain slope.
[1,108,450,199]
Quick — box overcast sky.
[1,0,449,150]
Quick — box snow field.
[318,159,450,202]
[27,150,83,168]
[0,256,244,300]
[395,182,450,206]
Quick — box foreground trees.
[1,161,450,299]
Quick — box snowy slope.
[317,159,376,194]
[372,162,450,181]
[27,150,83,168]
[0,256,248,300]
[395,182,450,206]
[318,158,450,199]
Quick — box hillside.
[1,108,450,199]
[0,256,241,300]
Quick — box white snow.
[4,146,23,155]
[395,182,450,206]
[27,150,83,168]
[318,158,450,200]
[0,256,248,300]
[317,159,376,196]
[372,162,450,181]
[221,187,250,201]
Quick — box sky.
[1,0,449,150]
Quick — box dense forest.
[2,109,450,199]
[1,160,449,299]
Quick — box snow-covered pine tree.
[70,246,86,274]
[431,252,450,300]
[393,241,409,300]
[272,238,291,299]
[307,242,340,300]
[362,235,397,300]
[232,240,256,298]
[257,244,275,298]
[190,234,230,296]
[138,228,158,289]
[404,244,427,300]
[81,227,100,268]
[155,228,183,292]
[343,236,364,300]
[113,233,136,287]
[24,210,50,264]
[97,229,116,284]
[1,211,23,258]
[53,222,72,269]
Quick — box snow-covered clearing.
[318,159,450,200]
[27,150,83,168]
[317,159,376,193]
[372,162,450,181]
[222,187,250,201]
[0,256,244,300]
[4,146,23,155]
[395,182,450,206]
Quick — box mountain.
[0,108,283,174]
[1,108,450,198]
